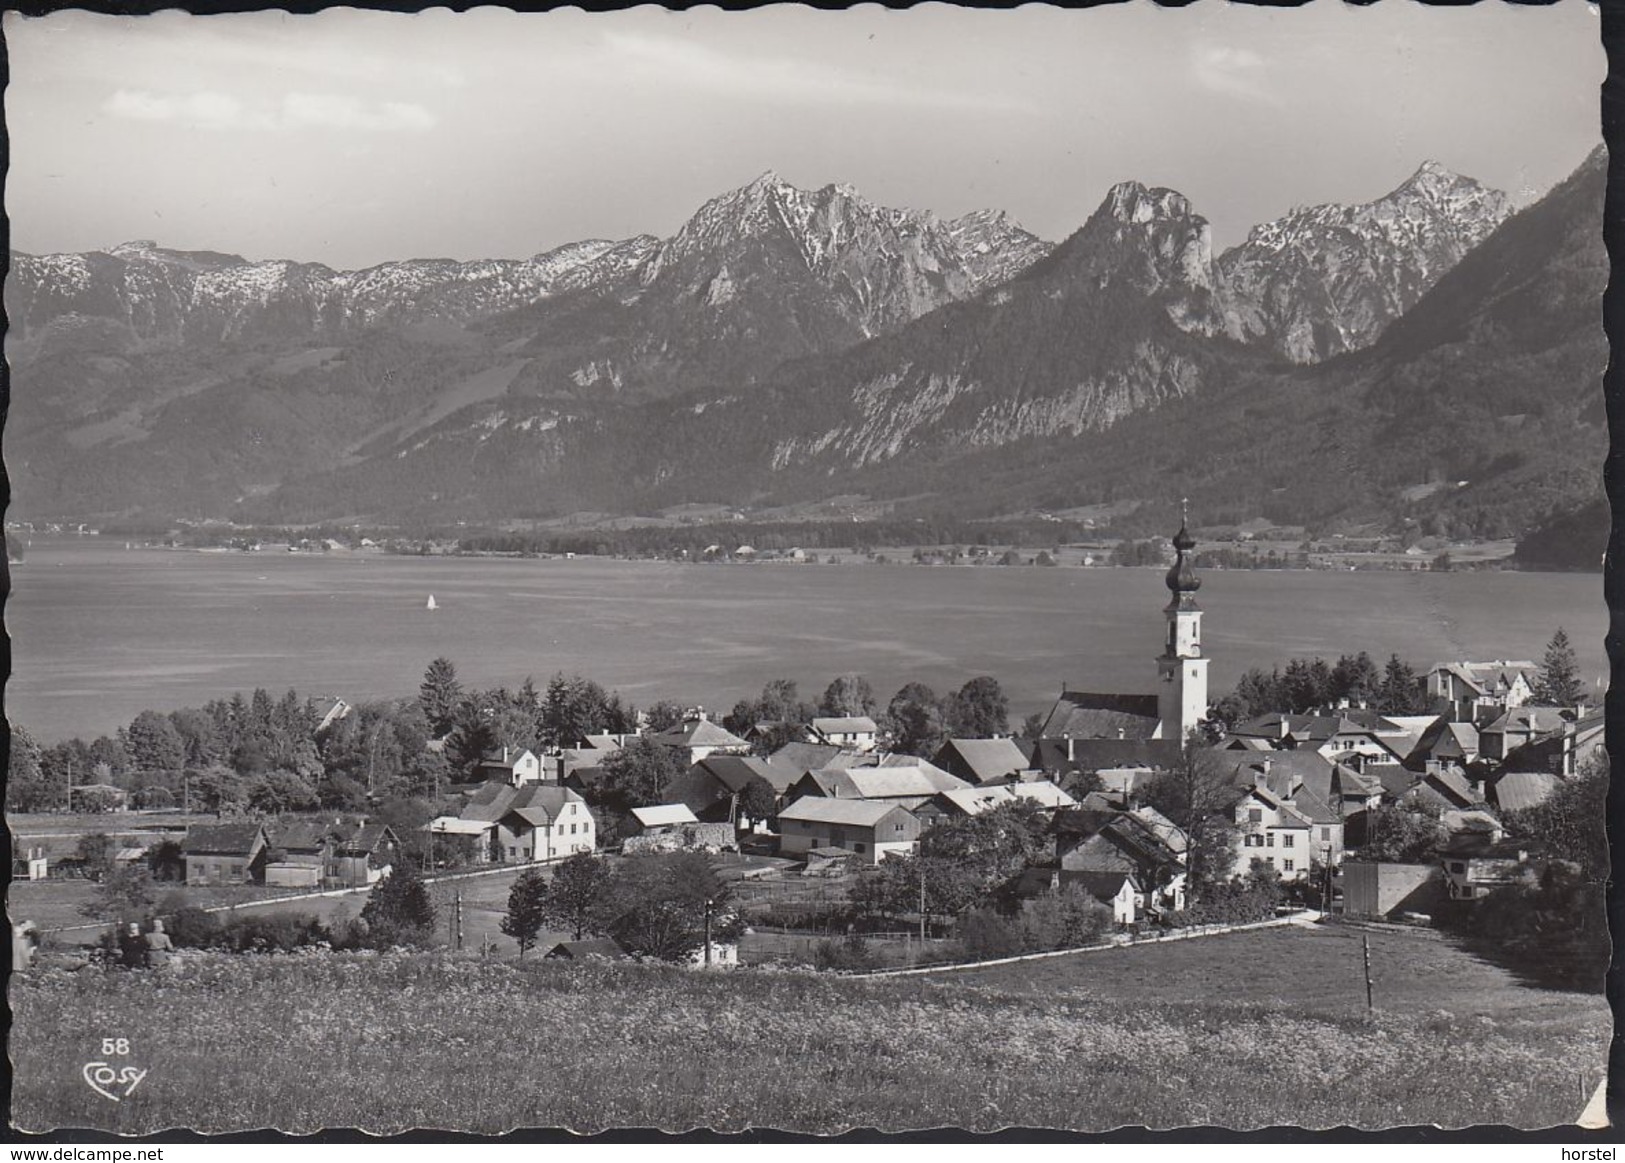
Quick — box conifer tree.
[501,868,551,958]
[1533,627,1584,707]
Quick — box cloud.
[103,88,436,132]
[599,31,1036,114]
[1190,45,1277,104]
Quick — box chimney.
[1278,717,1290,741]
[1117,728,1126,740]
[1066,736,1075,762]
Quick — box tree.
[885,683,947,758]
[6,724,53,813]
[80,863,157,922]
[920,799,1049,889]
[1139,739,1239,904]
[1532,627,1584,708]
[500,868,551,958]
[126,710,186,776]
[1376,655,1425,715]
[944,675,1009,738]
[642,701,685,733]
[1330,652,1382,708]
[598,737,684,812]
[601,852,737,962]
[818,674,877,718]
[734,776,779,827]
[245,770,318,815]
[541,852,614,940]
[1502,755,1607,879]
[190,764,246,816]
[75,832,116,880]
[360,864,437,938]
[1359,801,1448,863]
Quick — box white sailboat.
[426,594,438,611]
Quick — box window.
[895,823,906,832]
[1266,833,1275,847]
[1245,835,1262,848]
[1282,859,1295,872]
[508,846,517,858]
[1282,834,1295,848]
[854,843,867,854]
[1248,809,1262,823]
[570,824,577,835]
[1321,827,1332,841]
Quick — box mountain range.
[4,151,1603,542]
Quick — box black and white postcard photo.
[3,1,1614,1140]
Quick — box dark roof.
[1213,750,1340,824]
[544,938,626,961]
[337,822,398,856]
[932,738,1032,784]
[1424,769,1480,810]
[1039,690,1161,740]
[462,781,583,824]
[765,741,848,777]
[1029,737,1182,774]
[182,823,267,856]
[1064,869,1140,902]
[1488,770,1558,814]
[694,754,787,794]
[1369,763,1418,801]
[273,821,333,854]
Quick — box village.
[10,519,1604,977]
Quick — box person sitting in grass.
[118,922,146,970]
[143,918,173,970]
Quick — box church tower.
[1156,505,1209,742]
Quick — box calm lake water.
[5,537,1609,743]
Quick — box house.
[474,746,544,786]
[1229,781,1314,882]
[650,714,751,763]
[811,716,879,752]
[629,803,701,835]
[1490,769,1561,814]
[1479,707,1570,762]
[425,815,500,865]
[1065,870,1142,926]
[1426,660,1539,723]
[1440,833,1540,901]
[1214,751,1346,867]
[328,821,400,887]
[784,763,969,811]
[561,745,620,778]
[458,781,596,863]
[776,798,921,864]
[182,823,270,886]
[666,754,789,824]
[1051,808,1187,914]
[1500,708,1605,777]
[932,738,1037,785]
[1039,691,1162,741]
[313,696,352,733]
[544,938,627,961]
[1225,713,1405,766]
[11,844,47,881]
[1408,720,1480,773]
[915,784,1017,825]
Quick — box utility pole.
[455,889,464,952]
[918,862,927,944]
[704,898,714,967]
[1362,934,1375,1011]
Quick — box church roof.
[1039,690,1161,740]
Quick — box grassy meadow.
[11,924,1605,1134]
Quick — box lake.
[5,537,1609,743]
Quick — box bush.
[214,911,330,954]
[163,906,223,949]
[813,933,879,973]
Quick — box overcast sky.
[4,3,1604,269]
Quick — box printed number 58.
[101,1038,130,1056]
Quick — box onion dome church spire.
[1164,498,1201,607]
[1157,499,1209,741]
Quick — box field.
[10,537,1607,742]
[10,923,1605,1134]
